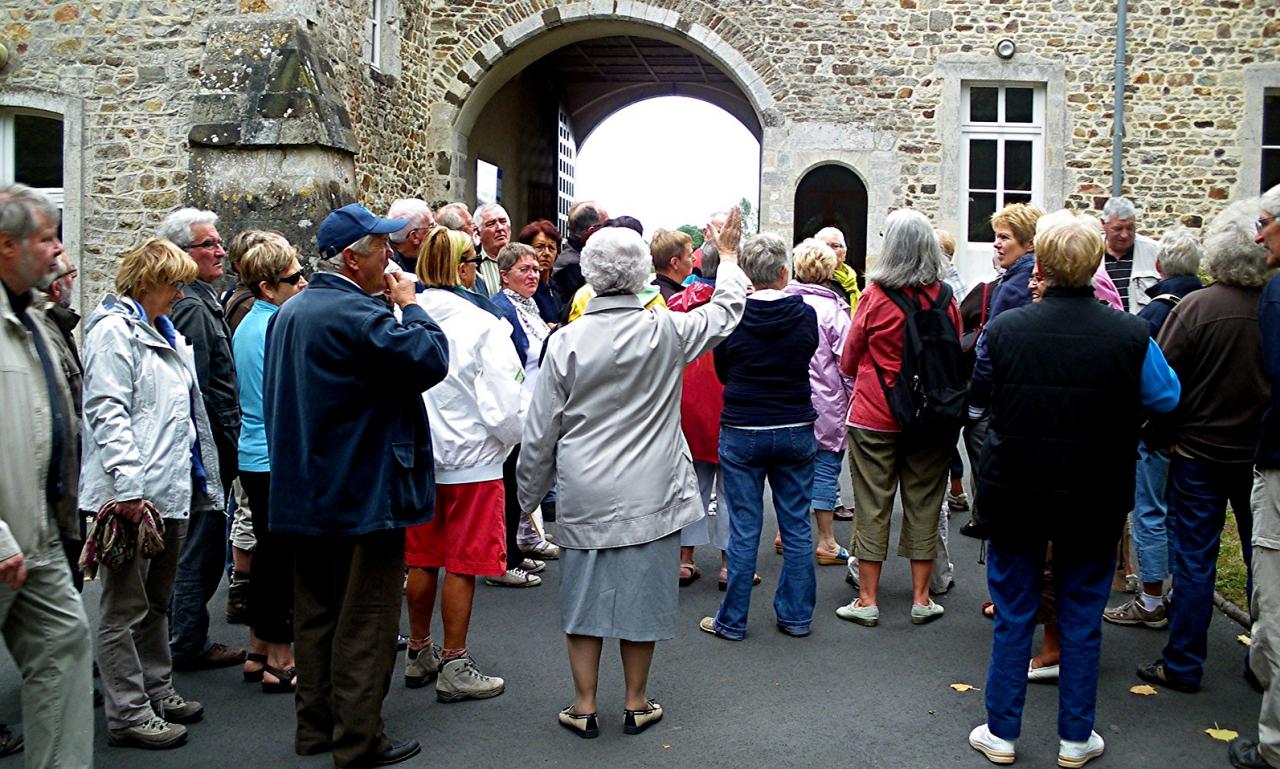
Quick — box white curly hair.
[581,227,651,295]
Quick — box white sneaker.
[521,540,560,559]
[1058,731,1104,768]
[969,723,1016,765]
[435,656,505,703]
[520,557,546,574]
[484,567,542,588]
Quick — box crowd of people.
[1,178,1279,769]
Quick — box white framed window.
[476,159,501,206]
[960,83,1044,263]
[1264,89,1279,193]
[364,0,383,70]
[0,108,64,210]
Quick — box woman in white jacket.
[80,238,222,750]
[402,226,525,703]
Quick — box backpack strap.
[1150,293,1181,307]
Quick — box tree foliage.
[677,224,705,249]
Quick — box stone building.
[0,0,1276,302]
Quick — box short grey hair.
[739,233,790,287]
[1203,198,1269,288]
[1262,183,1280,218]
[387,198,433,243]
[867,208,946,290]
[568,201,605,238]
[1102,197,1138,222]
[0,184,58,240]
[581,227,650,295]
[700,238,720,279]
[314,233,375,273]
[813,226,846,248]
[1156,225,1204,278]
[157,207,218,247]
[475,202,509,224]
[436,202,470,231]
[497,242,536,272]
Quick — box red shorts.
[404,479,506,576]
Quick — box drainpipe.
[1111,0,1128,197]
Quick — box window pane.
[969,139,997,189]
[970,87,998,122]
[1264,93,1280,146]
[13,115,63,189]
[1264,148,1280,194]
[1004,192,1032,207]
[1006,88,1034,123]
[1004,141,1033,191]
[968,192,997,243]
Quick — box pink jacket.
[783,282,854,451]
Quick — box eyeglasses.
[276,269,305,286]
[1259,216,1278,234]
[459,256,482,265]
[168,280,188,292]
[183,238,224,251]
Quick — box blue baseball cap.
[317,203,408,258]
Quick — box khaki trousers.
[848,428,951,561]
[0,544,93,769]
[97,518,188,730]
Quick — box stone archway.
[793,163,870,281]
[423,2,781,227]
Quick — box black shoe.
[1136,660,1200,693]
[959,519,989,539]
[0,724,23,757]
[358,738,421,767]
[396,634,408,652]
[1230,738,1279,769]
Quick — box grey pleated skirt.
[558,531,681,642]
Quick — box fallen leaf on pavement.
[1129,685,1158,696]
[1239,634,1252,647]
[662,744,671,749]
[1205,724,1239,742]
[950,683,980,692]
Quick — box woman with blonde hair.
[81,238,222,749]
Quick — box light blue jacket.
[234,299,277,472]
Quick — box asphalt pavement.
[0,491,1262,769]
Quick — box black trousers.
[240,471,294,644]
[503,445,523,570]
[292,529,404,767]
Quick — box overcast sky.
[575,97,760,237]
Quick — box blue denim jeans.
[714,425,817,640]
[984,538,1114,742]
[1162,454,1254,685]
[811,448,844,511]
[1131,442,1172,584]
[169,503,229,661]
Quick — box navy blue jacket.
[1137,275,1202,338]
[970,253,1036,409]
[1257,275,1280,468]
[714,294,818,427]
[262,273,449,536]
[490,291,531,367]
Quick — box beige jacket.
[517,263,748,549]
[0,285,79,566]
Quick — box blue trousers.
[985,538,1114,742]
[714,425,816,640]
[1161,454,1254,685]
[169,504,229,660]
[1130,442,1172,584]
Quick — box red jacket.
[668,281,722,463]
[841,281,962,432]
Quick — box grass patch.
[1217,508,1249,610]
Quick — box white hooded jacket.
[414,288,525,484]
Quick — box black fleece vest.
[977,288,1149,550]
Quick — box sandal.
[243,652,267,683]
[816,546,851,566]
[262,664,298,694]
[981,601,995,620]
[717,569,762,591]
[678,563,701,587]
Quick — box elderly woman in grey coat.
[517,211,748,739]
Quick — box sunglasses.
[459,256,482,265]
[276,269,305,285]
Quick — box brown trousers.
[292,529,405,767]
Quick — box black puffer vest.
[977,287,1149,550]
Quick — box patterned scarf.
[503,289,550,343]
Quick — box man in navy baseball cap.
[317,203,408,259]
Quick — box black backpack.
[874,283,968,445]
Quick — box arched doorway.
[793,164,869,281]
